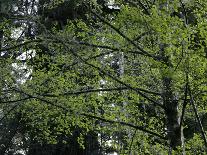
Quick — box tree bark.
[162,76,182,150]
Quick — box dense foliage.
[1,0,207,154]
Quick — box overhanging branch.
[15,88,166,140]
[46,36,151,56]
[0,97,32,123]
[0,97,31,104]
[82,113,166,140]
[46,36,164,108]
[0,39,41,59]
[91,10,158,60]
[0,39,41,52]
[188,84,207,149]
[40,87,161,97]
[67,47,164,108]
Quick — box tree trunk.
[162,76,182,150]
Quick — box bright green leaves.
[3,0,207,154]
[186,133,207,154]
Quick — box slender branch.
[68,48,164,108]
[46,36,150,56]
[40,87,161,97]
[0,39,41,60]
[82,113,166,140]
[91,10,158,60]
[78,41,120,51]
[133,31,149,42]
[188,85,207,148]
[13,88,69,113]
[47,36,164,108]
[16,88,166,140]
[174,41,184,71]
[62,50,115,71]
[78,41,146,55]
[128,129,137,154]
[179,0,188,26]
[0,39,41,53]
[125,0,150,15]
[0,99,29,123]
[0,97,31,104]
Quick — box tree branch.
[77,41,146,55]
[39,87,161,97]
[46,36,164,108]
[179,0,188,26]
[15,88,166,140]
[125,0,150,15]
[188,84,207,149]
[0,39,41,59]
[68,48,164,108]
[90,10,158,60]
[62,50,115,71]
[46,36,152,56]
[0,39,41,52]
[82,113,166,140]
[0,98,31,123]
[0,97,31,104]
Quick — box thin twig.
[0,39,41,52]
[0,97,31,104]
[128,129,137,154]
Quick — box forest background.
[1,0,207,154]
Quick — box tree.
[1,0,207,154]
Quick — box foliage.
[1,0,207,154]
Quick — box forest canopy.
[1,0,207,154]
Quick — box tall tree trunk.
[162,76,182,150]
